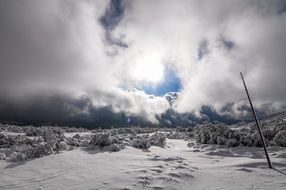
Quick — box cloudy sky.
[0,0,286,127]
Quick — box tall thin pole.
[240,72,272,169]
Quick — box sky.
[0,0,286,127]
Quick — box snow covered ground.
[1,138,285,190]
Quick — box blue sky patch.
[138,65,182,96]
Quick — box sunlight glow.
[130,53,164,83]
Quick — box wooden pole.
[240,72,273,169]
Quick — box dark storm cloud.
[0,94,91,126]
[0,91,275,127]
[0,93,161,128]
[100,0,125,31]
[100,0,128,48]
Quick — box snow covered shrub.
[262,129,277,142]
[0,152,6,160]
[65,137,90,147]
[194,124,230,145]
[187,142,195,147]
[0,134,27,148]
[73,134,81,139]
[176,127,194,133]
[226,139,239,147]
[42,129,64,142]
[122,136,132,146]
[217,136,227,145]
[89,133,124,151]
[9,152,27,162]
[117,128,138,135]
[55,141,68,152]
[6,144,31,161]
[26,128,44,137]
[90,133,111,148]
[0,133,10,148]
[228,130,241,141]
[251,133,264,147]
[10,141,56,161]
[273,130,286,147]
[103,143,122,152]
[131,135,151,149]
[31,142,54,158]
[110,135,121,144]
[62,127,88,133]
[99,134,114,147]
[240,134,253,147]
[65,138,80,147]
[149,133,166,148]
[0,124,25,133]
[274,123,286,132]
[26,136,45,145]
[123,133,167,149]
[193,123,276,147]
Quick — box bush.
[0,152,6,160]
[131,136,150,149]
[73,134,81,139]
[192,123,281,148]
[149,133,166,148]
[0,134,27,148]
[31,142,54,158]
[103,143,122,152]
[90,133,112,148]
[9,152,27,162]
[89,133,123,151]
[194,124,230,145]
[251,133,263,147]
[217,136,227,145]
[7,142,55,162]
[55,141,68,152]
[274,123,286,132]
[226,139,239,147]
[262,129,277,141]
[273,130,286,147]
[240,134,253,147]
[187,142,195,147]
[65,137,90,147]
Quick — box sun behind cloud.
[129,52,165,84]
